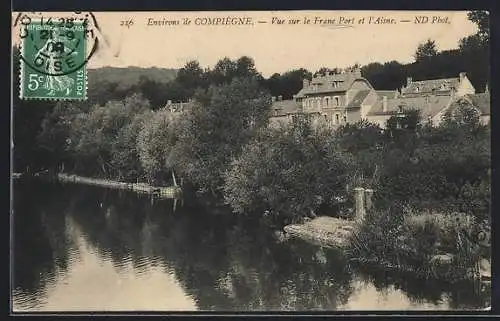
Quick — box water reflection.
[12,180,490,311]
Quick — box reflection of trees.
[216,225,355,311]
[13,180,78,309]
[351,264,490,309]
[446,280,491,310]
[14,180,491,311]
[67,186,158,274]
[64,186,358,311]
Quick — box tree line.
[12,12,490,220]
[29,74,491,225]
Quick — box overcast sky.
[12,11,478,77]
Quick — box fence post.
[354,187,365,223]
[365,189,374,211]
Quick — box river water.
[11,179,490,312]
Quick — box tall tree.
[266,68,312,99]
[172,78,272,195]
[235,56,260,79]
[12,46,55,173]
[414,39,438,62]
[209,57,238,85]
[468,10,489,41]
[459,10,489,52]
[176,60,206,97]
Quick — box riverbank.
[56,173,182,198]
[283,216,357,249]
[283,215,491,283]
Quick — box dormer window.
[440,83,447,90]
[414,86,420,93]
[398,106,403,113]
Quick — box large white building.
[270,70,490,129]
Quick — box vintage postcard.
[11,10,491,312]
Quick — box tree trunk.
[171,169,178,187]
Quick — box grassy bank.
[344,205,491,283]
[282,210,490,283]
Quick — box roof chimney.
[303,79,310,88]
[353,68,362,78]
[459,72,466,82]
[278,95,282,101]
[407,77,413,86]
[485,82,489,94]
[167,99,172,105]
[382,96,388,112]
[272,96,276,102]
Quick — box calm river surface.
[12,179,490,312]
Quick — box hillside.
[87,66,178,89]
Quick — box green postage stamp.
[19,19,88,100]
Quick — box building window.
[325,97,330,107]
[334,97,340,106]
[398,106,403,113]
[343,115,347,123]
[335,114,340,124]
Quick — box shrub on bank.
[223,116,355,226]
[346,204,487,282]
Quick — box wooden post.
[172,170,178,187]
[354,187,365,223]
[364,189,374,211]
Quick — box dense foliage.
[13,11,489,175]
[172,77,272,196]
[345,204,486,282]
[11,11,490,283]
[224,116,354,225]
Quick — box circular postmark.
[14,12,99,76]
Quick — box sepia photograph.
[11,10,491,312]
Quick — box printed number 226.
[28,74,45,91]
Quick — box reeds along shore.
[56,173,182,198]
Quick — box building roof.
[367,94,453,119]
[346,90,370,109]
[376,90,399,99]
[165,101,195,112]
[295,71,368,97]
[271,99,301,116]
[401,77,460,96]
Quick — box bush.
[172,77,272,196]
[136,108,179,185]
[347,206,485,281]
[224,116,355,225]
